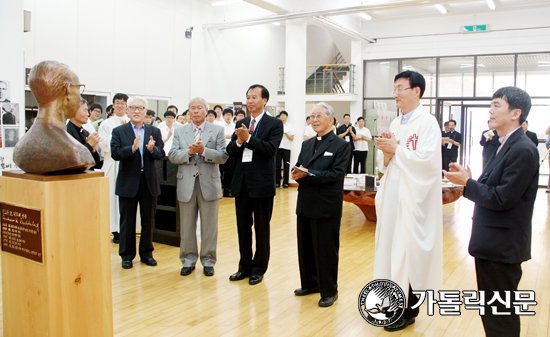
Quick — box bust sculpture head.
[13,61,95,174]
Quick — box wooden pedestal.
[0,171,113,337]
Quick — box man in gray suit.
[168,97,228,277]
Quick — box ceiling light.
[272,22,280,26]
[212,0,242,6]
[435,4,447,14]
[357,13,372,21]
[486,0,496,10]
[380,61,389,64]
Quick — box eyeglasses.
[69,83,86,95]
[309,114,328,120]
[392,87,411,94]
[128,106,146,112]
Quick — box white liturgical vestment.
[373,104,443,303]
[98,114,130,233]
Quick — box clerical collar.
[316,132,331,141]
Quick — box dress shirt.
[497,126,523,154]
[280,123,294,150]
[354,126,372,151]
[131,121,145,167]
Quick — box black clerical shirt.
[66,121,100,169]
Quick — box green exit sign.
[463,25,487,32]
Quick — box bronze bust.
[13,61,95,174]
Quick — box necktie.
[250,118,256,134]
[194,126,200,143]
[194,126,200,176]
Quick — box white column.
[349,40,364,122]
[285,19,307,181]
[0,0,24,171]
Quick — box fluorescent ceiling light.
[538,61,550,67]
[212,0,242,6]
[272,22,281,26]
[380,61,389,64]
[403,65,414,69]
[486,0,496,10]
[357,13,372,20]
[435,4,447,14]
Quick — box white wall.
[22,0,286,111]
[0,0,24,170]
[361,7,550,60]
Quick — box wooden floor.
[1,187,549,336]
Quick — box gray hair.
[315,102,334,118]
[127,96,148,109]
[78,98,88,108]
[188,96,209,110]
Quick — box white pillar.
[349,40,364,122]
[0,0,24,171]
[285,19,307,181]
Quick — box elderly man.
[111,96,165,269]
[2,103,17,125]
[292,102,349,308]
[374,70,443,332]
[169,97,228,276]
[99,93,130,243]
[444,87,538,337]
[0,80,10,102]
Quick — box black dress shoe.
[121,260,133,269]
[283,184,289,188]
[384,317,415,332]
[180,266,195,276]
[141,257,157,266]
[294,287,320,296]
[229,271,249,281]
[318,292,338,307]
[112,232,120,244]
[249,274,263,285]
[276,183,280,188]
[204,266,215,276]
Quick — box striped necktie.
[194,126,200,176]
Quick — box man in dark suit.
[292,102,349,308]
[444,87,539,337]
[336,113,355,173]
[226,84,284,285]
[111,96,165,269]
[442,119,462,171]
[522,120,538,146]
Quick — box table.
[343,185,464,222]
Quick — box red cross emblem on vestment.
[406,134,418,151]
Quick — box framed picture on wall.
[3,126,19,148]
[0,80,10,102]
[1,102,18,125]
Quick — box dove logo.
[358,279,406,327]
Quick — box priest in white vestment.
[374,71,443,332]
[98,94,130,242]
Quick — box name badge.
[345,136,350,142]
[447,143,453,149]
[242,148,253,162]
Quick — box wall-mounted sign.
[1,202,43,264]
[463,25,487,32]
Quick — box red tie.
[250,118,256,134]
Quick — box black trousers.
[442,156,457,172]
[353,150,368,174]
[221,155,235,193]
[234,181,274,276]
[118,172,156,261]
[275,148,291,185]
[297,214,340,298]
[475,258,522,337]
